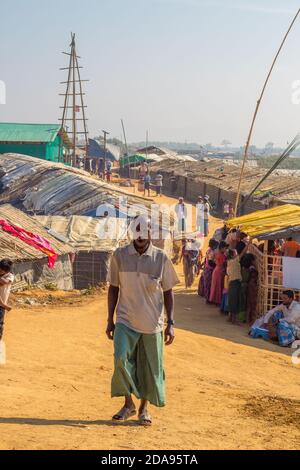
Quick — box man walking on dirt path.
[203,195,211,237]
[175,197,187,233]
[106,216,179,426]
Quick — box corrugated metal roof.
[0,154,174,239]
[0,204,74,261]
[0,153,152,216]
[0,123,62,143]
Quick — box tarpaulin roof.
[226,204,300,239]
[83,139,121,161]
[0,153,153,215]
[120,154,146,167]
[36,215,128,252]
[0,123,64,143]
[0,204,74,261]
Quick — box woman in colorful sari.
[209,241,227,305]
[200,239,218,303]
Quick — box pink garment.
[0,219,58,268]
[209,252,226,305]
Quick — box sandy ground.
[0,191,299,450]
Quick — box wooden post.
[263,240,269,314]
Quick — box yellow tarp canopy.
[226,204,300,237]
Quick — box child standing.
[143,173,151,197]
[0,259,14,344]
[220,274,229,315]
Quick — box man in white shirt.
[223,201,230,219]
[175,197,187,233]
[196,196,205,234]
[203,195,211,237]
[106,216,179,426]
[0,259,14,341]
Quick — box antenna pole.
[234,9,300,216]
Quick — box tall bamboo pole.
[234,9,300,216]
[72,35,77,167]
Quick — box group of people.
[199,229,258,325]
[267,236,300,258]
[138,163,164,198]
[83,158,113,182]
[175,195,211,236]
[198,225,300,347]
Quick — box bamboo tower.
[59,33,89,167]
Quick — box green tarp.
[119,154,145,167]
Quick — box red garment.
[209,252,226,305]
[0,219,58,268]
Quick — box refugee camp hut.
[149,158,300,215]
[0,123,71,163]
[0,204,74,291]
[227,204,300,316]
[36,215,128,289]
[0,153,153,216]
[0,154,174,260]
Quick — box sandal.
[112,406,136,421]
[138,411,152,427]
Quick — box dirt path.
[0,191,299,450]
[1,272,299,449]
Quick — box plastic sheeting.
[0,153,153,216]
[36,215,128,252]
[227,204,300,238]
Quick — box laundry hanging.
[0,219,58,268]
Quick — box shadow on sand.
[0,417,140,428]
[174,287,293,357]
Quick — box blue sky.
[1,0,300,146]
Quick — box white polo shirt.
[0,273,14,305]
[108,243,180,334]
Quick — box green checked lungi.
[111,323,166,407]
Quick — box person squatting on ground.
[259,290,300,347]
